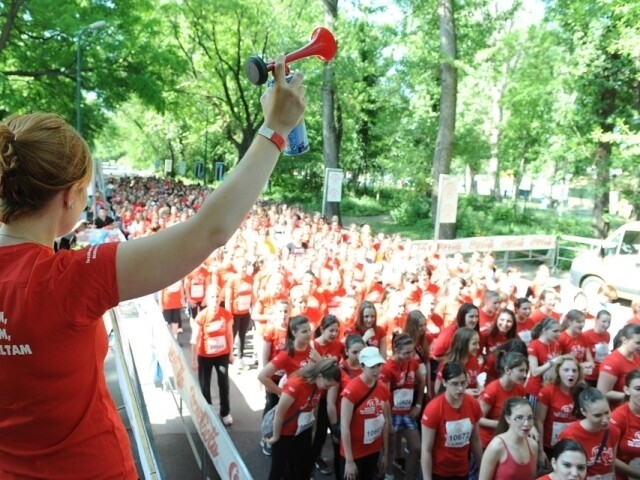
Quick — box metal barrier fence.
[553,235,602,271]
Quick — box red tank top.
[493,436,536,480]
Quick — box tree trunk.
[592,141,612,238]
[432,0,457,239]
[322,0,341,223]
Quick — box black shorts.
[163,308,182,324]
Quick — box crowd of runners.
[98,175,640,480]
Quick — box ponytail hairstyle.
[344,334,365,355]
[441,361,466,382]
[315,314,339,338]
[531,317,559,341]
[285,315,311,357]
[456,303,480,331]
[445,327,479,364]
[392,332,414,355]
[497,351,528,376]
[489,308,517,339]
[293,357,341,383]
[356,300,377,333]
[495,397,532,435]
[561,309,586,331]
[572,384,606,418]
[547,354,584,388]
[613,323,640,350]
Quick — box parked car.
[570,221,640,301]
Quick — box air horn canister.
[246,27,337,156]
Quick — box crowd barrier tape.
[115,294,252,480]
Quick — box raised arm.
[115,58,305,301]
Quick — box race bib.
[363,414,385,444]
[236,294,251,311]
[518,330,532,344]
[551,421,570,445]
[594,343,609,363]
[393,388,414,411]
[295,411,315,436]
[205,336,226,355]
[444,418,473,448]
[190,284,204,298]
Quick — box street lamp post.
[75,20,106,134]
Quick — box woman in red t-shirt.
[340,347,391,480]
[435,327,482,397]
[430,303,480,361]
[344,300,387,358]
[558,309,594,373]
[421,361,483,480]
[481,308,517,356]
[479,397,538,480]
[264,358,340,480]
[598,323,640,407]
[583,310,611,386]
[515,298,535,345]
[478,351,528,448]
[327,335,365,478]
[610,369,640,479]
[403,309,432,398]
[190,285,235,425]
[535,355,582,462]
[536,439,588,480]
[558,386,620,479]
[529,290,562,324]
[379,333,425,480]
[224,256,254,366]
[526,318,561,401]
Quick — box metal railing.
[553,235,602,271]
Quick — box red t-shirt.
[340,376,390,460]
[437,355,481,389]
[279,375,322,436]
[344,325,386,349]
[0,243,137,478]
[516,317,537,345]
[526,339,559,396]
[313,338,343,361]
[479,309,497,330]
[538,384,576,448]
[263,324,288,362]
[481,330,509,356]
[478,379,526,447]
[225,273,253,315]
[271,345,313,377]
[421,393,482,477]
[600,350,640,400]
[610,403,640,480]
[194,306,233,357]
[582,329,611,382]
[430,324,457,359]
[379,357,420,414]
[558,422,620,478]
[161,279,184,309]
[558,331,589,363]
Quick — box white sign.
[437,174,459,224]
[164,159,172,174]
[324,168,344,203]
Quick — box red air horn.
[245,27,337,85]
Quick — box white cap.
[359,346,385,367]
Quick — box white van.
[570,221,640,302]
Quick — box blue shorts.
[391,413,418,432]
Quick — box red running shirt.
[558,422,620,479]
[582,328,610,382]
[0,243,137,479]
[279,376,322,436]
[379,357,420,415]
[610,403,640,480]
[537,384,576,449]
[478,379,526,448]
[526,339,559,397]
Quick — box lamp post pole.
[75,21,106,135]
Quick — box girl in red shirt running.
[264,358,340,480]
[421,362,483,480]
[479,397,538,480]
[340,347,391,480]
[582,310,611,387]
[526,317,561,402]
[558,386,620,480]
[536,439,587,480]
[435,327,483,397]
[478,351,529,448]
[598,324,640,407]
[610,369,640,479]
[535,355,582,463]
[327,335,365,478]
[379,333,425,480]
[558,309,594,374]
